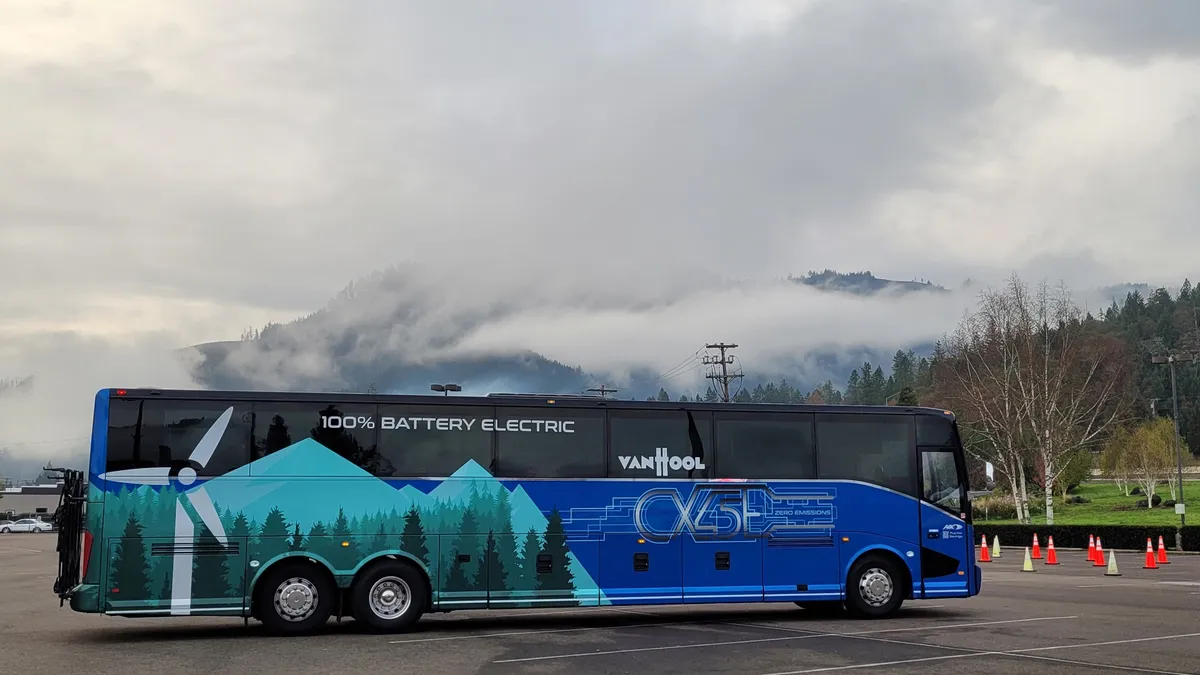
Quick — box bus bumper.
[68,584,101,613]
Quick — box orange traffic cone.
[1157,535,1171,565]
[1031,533,1042,559]
[1087,534,1097,562]
[1144,538,1158,569]
[979,534,991,562]
[1045,536,1059,565]
[1093,538,1106,567]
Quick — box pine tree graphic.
[401,505,429,567]
[110,513,151,601]
[477,530,508,592]
[537,507,577,603]
[289,523,305,551]
[331,507,355,569]
[258,506,290,561]
[192,527,231,600]
[516,528,542,591]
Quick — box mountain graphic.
[195,438,605,603]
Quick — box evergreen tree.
[371,521,388,552]
[536,508,576,603]
[447,508,482,592]
[289,523,305,551]
[331,507,355,568]
[515,528,541,591]
[110,513,151,601]
[228,512,252,593]
[494,489,518,575]
[476,530,509,592]
[192,527,231,599]
[401,505,430,567]
[263,414,292,454]
[307,521,333,562]
[258,507,290,561]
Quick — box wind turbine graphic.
[98,406,233,615]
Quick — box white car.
[0,518,54,533]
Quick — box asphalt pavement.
[3,536,1198,675]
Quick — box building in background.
[0,482,63,521]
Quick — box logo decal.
[618,447,705,477]
[632,482,836,542]
[98,406,234,615]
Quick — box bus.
[52,388,983,635]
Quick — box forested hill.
[187,269,945,397]
[647,280,1200,458]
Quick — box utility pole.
[587,385,618,399]
[703,343,740,403]
[1151,352,1194,536]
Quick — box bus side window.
[608,409,713,479]
[250,402,383,475]
[714,412,815,479]
[493,407,605,478]
[376,404,494,478]
[107,399,252,477]
[815,413,916,496]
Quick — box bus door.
[916,447,971,598]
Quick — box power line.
[654,347,706,384]
[703,342,743,403]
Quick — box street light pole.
[430,383,462,397]
[1152,353,1193,529]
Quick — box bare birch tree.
[1015,279,1134,524]
[932,277,1036,523]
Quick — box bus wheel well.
[848,549,912,599]
[350,555,433,614]
[250,557,337,621]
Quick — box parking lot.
[3,536,1198,675]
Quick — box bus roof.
[102,387,956,418]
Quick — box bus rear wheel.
[256,560,336,636]
[350,559,427,633]
[845,553,906,619]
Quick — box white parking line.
[491,615,1075,663]
[389,611,717,645]
[758,631,1200,675]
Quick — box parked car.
[0,518,54,533]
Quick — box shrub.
[1134,494,1164,508]
[1065,495,1090,504]
[974,524,1197,551]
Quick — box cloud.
[0,332,201,458]
[2,1,1199,452]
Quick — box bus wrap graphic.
[559,483,837,544]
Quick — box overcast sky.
[2,0,1199,456]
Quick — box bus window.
[250,402,385,474]
[106,399,251,477]
[376,404,493,478]
[815,413,916,496]
[715,412,815,479]
[608,409,712,479]
[921,449,963,514]
[494,407,605,478]
[916,414,957,447]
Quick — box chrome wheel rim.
[274,577,319,622]
[368,576,412,620]
[858,567,893,607]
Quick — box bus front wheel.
[845,553,906,619]
[256,560,336,636]
[350,559,428,633]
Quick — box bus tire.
[845,553,906,619]
[350,559,427,633]
[255,560,336,636]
